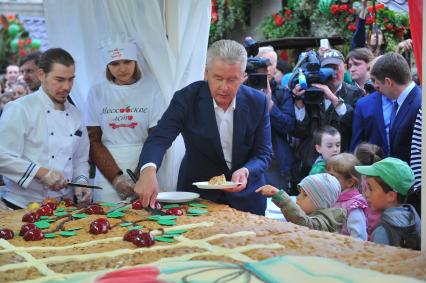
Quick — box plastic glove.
[74,186,92,204]
[112,174,135,200]
[40,170,67,191]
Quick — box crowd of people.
[0,2,422,250]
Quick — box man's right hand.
[39,169,67,190]
[292,84,305,109]
[134,166,159,208]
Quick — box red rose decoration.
[383,18,389,23]
[274,15,284,27]
[330,5,339,14]
[348,24,357,31]
[211,12,218,24]
[284,10,292,16]
[348,8,356,14]
[385,23,394,31]
[339,4,348,12]
[365,16,375,25]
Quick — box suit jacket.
[269,80,295,175]
[350,86,421,164]
[350,91,388,155]
[138,81,272,215]
[390,85,422,163]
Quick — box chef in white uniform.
[85,36,166,202]
[0,48,91,209]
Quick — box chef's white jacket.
[0,88,90,208]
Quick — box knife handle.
[126,169,138,183]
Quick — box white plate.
[192,181,242,190]
[157,192,200,203]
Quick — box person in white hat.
[85,36,166,202]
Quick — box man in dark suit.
[134,40,272,215]
[366,52,421,164]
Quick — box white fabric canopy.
[43,0,211,191]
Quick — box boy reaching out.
[257,173,345,233]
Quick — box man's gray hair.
[258,46,277,66]
[206,40,247,73]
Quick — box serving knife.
[68,182,103,190]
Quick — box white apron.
[92,144,142,202]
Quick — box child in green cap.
[355,157,421,250]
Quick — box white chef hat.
[100,33,138,66]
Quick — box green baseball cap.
[354,157,414,196]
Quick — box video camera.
[244,37,270,90]
[288,50,335,104]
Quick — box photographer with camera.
[254,46,295,192]
[291,49,363,179]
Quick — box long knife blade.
[68,183,103,190]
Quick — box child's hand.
[255,185,279,197]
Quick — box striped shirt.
[410,108,422,189]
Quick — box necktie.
[390,101,399,129]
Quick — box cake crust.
[0,201,425,282]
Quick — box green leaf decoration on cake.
[44,233,57,238]
[148,215,161,221]
[34,220,50,229]
[158,215,178,220]
[72,213,87,219]
[54,211,69,217]
[189,203,208,208]
[56,207,65,212]
[165,229,187,235]
[59,231,76,237]
[120,222,133,227]
[40,216,49,220]
[99,202,119,207]
[106,211,125,218]
[128,225,144,231]
[161,234,176,238]
[187,208,208,215]
[157,219,176,226]
[66,227,82,231]
[155,236,174,243]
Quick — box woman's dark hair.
[106,61,141,83]
[38,48,74,74]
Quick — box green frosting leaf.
[157,219,176,226]
[155,236,174,243]
[34,220,50,229]
[72,213,87,219]
[59,231,76,237]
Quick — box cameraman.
[291,49,363,178]
[256,46,295,192]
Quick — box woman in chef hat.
[85,34,166,202]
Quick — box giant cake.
[0,198,425,282]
